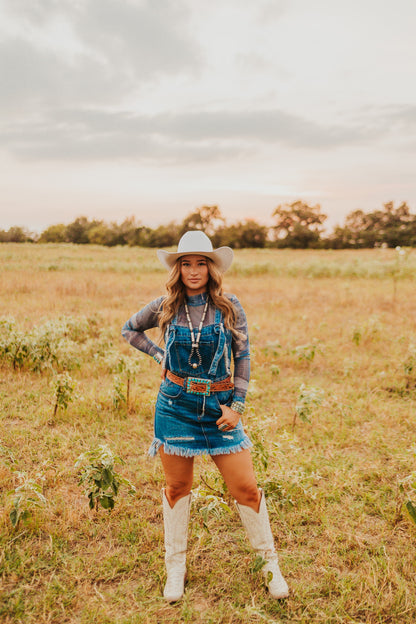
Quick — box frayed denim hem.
[147,436,252,458]
[148,438,163,457]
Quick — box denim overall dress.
[148,301,252,458]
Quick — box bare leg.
[211,449,260,511]
[159,447,194,508]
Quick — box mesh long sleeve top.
[121,293,250,402]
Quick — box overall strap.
[208,308,226,376]
[170,310,179,326]
[164,311,179,371]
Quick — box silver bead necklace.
[184,298,209,369]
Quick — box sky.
[1,0,415,234]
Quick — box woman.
[122,231,288,601]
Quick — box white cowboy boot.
[162,489,192,602]
[236,490,289,599]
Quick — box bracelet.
[230,401,245,415]
[153,353,163,364]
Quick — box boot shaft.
[236,490,275,554]
[236,490,289,599]
[162,490,192,602]
[162,490,192,557]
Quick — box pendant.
[185,299,208,372]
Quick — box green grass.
[1,243,416,623]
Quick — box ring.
[218,423,227,431]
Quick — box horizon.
[3,198,414,241]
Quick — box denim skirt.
[148,378,252,458]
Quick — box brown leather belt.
[165,370,233,396]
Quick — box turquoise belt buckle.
[186,377,211,396]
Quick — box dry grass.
[1,243,416,623]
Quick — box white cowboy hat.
[157,231,233,273]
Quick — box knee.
[235,483,261,510]
[165,480,192,506]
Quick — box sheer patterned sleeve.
[121,296,165,361]
[227,294,251,403]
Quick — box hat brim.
[157,247,233,273]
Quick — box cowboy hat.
[157,231,233,273]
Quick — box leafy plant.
[398,479,416,526]
[406,499,416,525]
[8,471,47,529]
[293,383,324,430]
[291,341,320,362]
[352,328,362,346]
[75,444,136,512]
[403,343,416,389]
[261,339,282,357]
[0,316,91,371]
[194,487,232,532]
[352,316,382,347]
[250,427,270,473]
[52,372,76,417]
[112,375,126,409]
[106,354,140,411]
[391,246,408,303]
[250,554,268,575]
[0,318,30,370]
[0,442,16,466]
[399,447,416,527]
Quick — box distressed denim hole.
[166,436,195,441]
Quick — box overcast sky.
[1,0,415,233]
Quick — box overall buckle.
[186,377,211,396]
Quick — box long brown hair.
[158,257,237,341]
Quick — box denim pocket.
[173,339,215,376]
[214,389,233,408]
[159,378,183,399]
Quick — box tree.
[39,224,67,243]
[378,201,415,247]
[0,226,34,243]
[87,222,114,246]
[87,218,134,246]
[147,222,181,247]
[325,224,355,249]
[329,202,416,248]
[116,217,142,247]
[331,209,374,248]
[272,201,327,248]
[213,220,268,248]
[125,224,153,247]
[180,206,225,236]
[65,217,96,244]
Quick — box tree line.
[1,201,416,248]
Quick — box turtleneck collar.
[185,292,209,306]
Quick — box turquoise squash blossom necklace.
[184,298,209,369]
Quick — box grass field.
[1,243,416,624]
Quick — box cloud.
[154,109,376,148]
[0,38,122,111]
[256,0,288,22]
[0,106,386,163]
[349,104,416,152]
[0,0,201,111]
[386,105,416,127]
[0,1,412,164]
[73,0,198,75]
